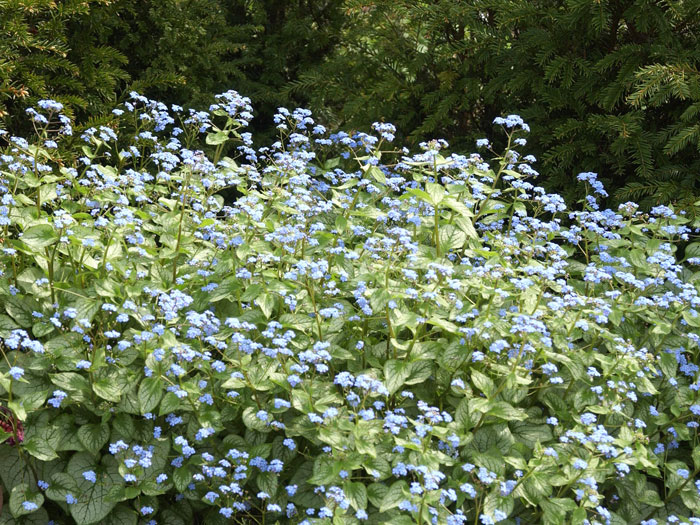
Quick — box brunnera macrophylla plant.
[1,94,700,525]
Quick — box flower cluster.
[0,92,699,524]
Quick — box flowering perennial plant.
[0,92,700,524]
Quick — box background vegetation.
[2,0,700,204]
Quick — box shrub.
[293,0,700,209]
[1,94,700,524]
[0,0,129,132]
[1,0,345,145]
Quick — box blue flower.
[22,501,38,511]
[48,390,67,408]
[8,367,24,380]
[82,470,97,483]
[572,459,588,470]
[580,413,596,425]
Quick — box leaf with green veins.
[255,293,276,318]
[20,225,58,250]
[404,360,433,385]
[137,377,163,414]
[345,481,368,510]
[425,182,446,205]
[471,369,495,396]
[365,165,386,184]
[405,187,433,204]
[205,131,229,145]
[438,224,467,251]
[379,480,409,513]
[9,483,44,517]
[384,360,410,394]
[77,423,110,456]
[64,452,122,525]
[4,296,41,328]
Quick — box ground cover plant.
[1,92,700,524]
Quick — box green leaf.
[454,215,479,239]
[206,276,242,303]
[0,314,19,336]
[683,310,700,328]
[77,423,110,456]
[50,372,91,395]
[158,392,181,415]
[65,452,122,525]
[365,166,386,184]
[255,293,276,319]
[384,360,410,394]
[379,480,409,513]
[309,455,343,486]
[32,321,54,337]
[370,288,391,312]
[239,284,263,302]
[242,406,270,433]
[405,360,433,385]
[4,296,39,328]
[22,437,58,461]
[686,242,700,260]
[256,471,278,496]
[540,497,576,522]
[92,378,123,402]
[486,401,528,421]
[0,508,49,524]
[21,224,58,250]
[367,483,388,508]
[438,342,468,371]
[101,504,138,525]
[439,224,467,251]
[138,377,163,414]
[45,471,78,502]
[425,182,445,205]
[0,447,36,492]
[346,481,368,510]
[471,369,495,396]
[510,421,553,448]
[9,483,44,517]
[443,197,474,218]
[173,467,192,493]
[205,131,229,145]
[405,187,433,204]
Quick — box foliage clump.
[1,92,700,524]
[294,0,700,208]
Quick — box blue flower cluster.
[1,91,700,524]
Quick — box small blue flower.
[8,367,24,380]
[580,413,596,425]
[82,470,97,483]
[572,459,588,470]
[48,390,67,408]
